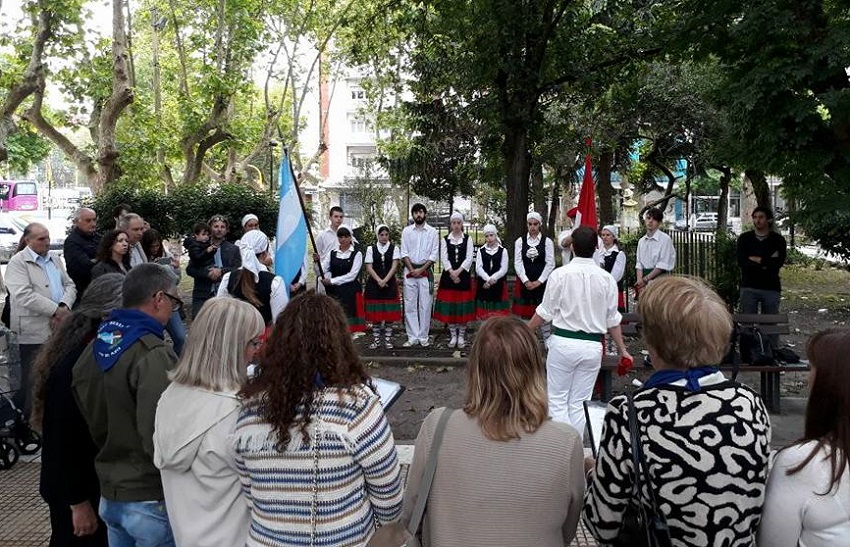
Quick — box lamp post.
[268,140,279,196]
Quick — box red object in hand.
[617,355,634,377]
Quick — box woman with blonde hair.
[584,276,771,546]
[402,315,585,546]
[153,297,265,547]
[758,328,850,546]
[32,273,124,547]
[234,293,402,546]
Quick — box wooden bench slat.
[733,313,789,324]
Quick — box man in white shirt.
[400,203,439,347]
[313,206,345,293]
[513,212,555,336]
[635,207,676,293]
[118,213,148,268]
[529,226,631,438]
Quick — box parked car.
[0,214,21,263]
[693,212,719,231]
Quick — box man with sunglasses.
[73,264,181,546]
[185,215,241,317]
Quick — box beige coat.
[153,383,250,547]
[5,248,76,344]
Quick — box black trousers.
[47,497,108,547]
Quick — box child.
[185,222,217,273]
[364,225,402,349]
[320,226,366,333]
[433,212,475,348]
[475,224,510,320]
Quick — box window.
[350,88,365,100]
[338,191,364,220]
[13,182,37,196]
[348,114,367,134]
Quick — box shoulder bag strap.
[406,408,455,535]
[626,392,644,501]
[630,391,672,546]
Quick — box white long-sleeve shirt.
[596,245,626,283]
[758,441,850,547]
[400,223,439,272]
[475,244,509,283]
[440,233,474,272]
[534,257,621,333]
[321,248,363,285]
[365,242,401,264]
[513,234,555,284]
[217,272,288,323]
[636,229,676,272]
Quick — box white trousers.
[546,336,602,439]
[403,276,432,343]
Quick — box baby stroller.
[0,328,42,470]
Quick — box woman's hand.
[70,501,98,536]
[321,278,332,286]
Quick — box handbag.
[367,408,456,547]
[611,392,672,547]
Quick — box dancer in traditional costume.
[475,224,510,320]
[433,212,475,348]
[364,225,402,349]
[513,212,555,333]
[321,226,366,333]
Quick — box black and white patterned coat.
[583,378,772,546]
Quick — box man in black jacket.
[737,206,787,343]
[63,207,101,304]
[185,214,241,317]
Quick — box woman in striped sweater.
[234,292,403,546]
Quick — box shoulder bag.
[611,392,672,547]
[367,408,456,547]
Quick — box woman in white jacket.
[153,297,265,547]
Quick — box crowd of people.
[0,201,846,546]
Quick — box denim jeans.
[165,311,186,356]
[739,288,782,346]
[99,498,175,547]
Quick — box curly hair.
[239,292,372,449]
[141,228,165,260]
[29,274,125,430]
[95,229,130,266]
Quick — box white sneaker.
[385,340,394,349]
[368,340,380,350]
[448,334,457,348]
[457,333,466,349]
[402,339,419,348]
[420,338,431,347]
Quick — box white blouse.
[440,232,474,272]
[321,248,363,285]
[475,244,508,283]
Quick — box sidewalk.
[1,401,805,546]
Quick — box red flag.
[575,137,597,229]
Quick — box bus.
[0,180,39,212]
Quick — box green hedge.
[89,183,280,240]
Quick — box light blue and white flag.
[274,150,308,295]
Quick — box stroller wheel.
[0,439,19,470]
[15,427,41,455]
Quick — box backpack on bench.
[738,326,776,366]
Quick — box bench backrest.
[733,313,789,335]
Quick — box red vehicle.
[0,180,39,212]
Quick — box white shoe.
[368,340,380,350]
[448,334,457,348]
[385,340,394,349]
[420,338,431,347]
[402,339,419,348]
[457,333,466,349]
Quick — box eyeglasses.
[159,291,184,312]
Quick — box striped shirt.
[234,385,403,546]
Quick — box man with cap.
[400,203,439,347]
[513,212,555,333]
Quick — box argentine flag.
[274,150,308,295]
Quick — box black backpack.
[739,326,776,366]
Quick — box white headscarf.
[450,211,464,222]
[482,224,501,246]
[601,225,619,240]
[376,224,390,235]
[526,211,543,224]
[336,224,359,244]
[236,230,269,281]
[241,213,259,228]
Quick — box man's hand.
[620,348,633,365]
[313,252,320,264]
[748,255,762,264]
[290,282,301,293]
[584,456,596,474]
[70,501,98,537]
[208,267,222,281]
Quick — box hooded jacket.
[153,383,250,547]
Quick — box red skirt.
[348,292,367,333]
[511,279,542,319]
[364,294,402,323]
[476,282,511,320]
[433,279,477,324]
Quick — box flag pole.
[284,146,325,279]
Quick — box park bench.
[599,312,810,413]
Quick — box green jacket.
[73,333,176,502]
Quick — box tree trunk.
[597,148,615,225]
[503,126,532,246]
[744,169,770,209]
[547,166,562,236]
[717,165,731,235]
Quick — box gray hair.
[117,213,143,230]
[73,207,96,222]
[122,263,177,308]
[76,274,124,319]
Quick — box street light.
[268,140,279,196]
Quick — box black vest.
[227,270,275,324]
[370,243,396,278]
[602,250,625,292]
[521,236,547,281]
[479,246,504,277]
[445,234,469,270]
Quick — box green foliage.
[89,182,279,239]
[794,205,850,262]
[713,233,740,310]
[3,123,51,175]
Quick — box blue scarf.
[643,366,720,392]
[94,309,165,372]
